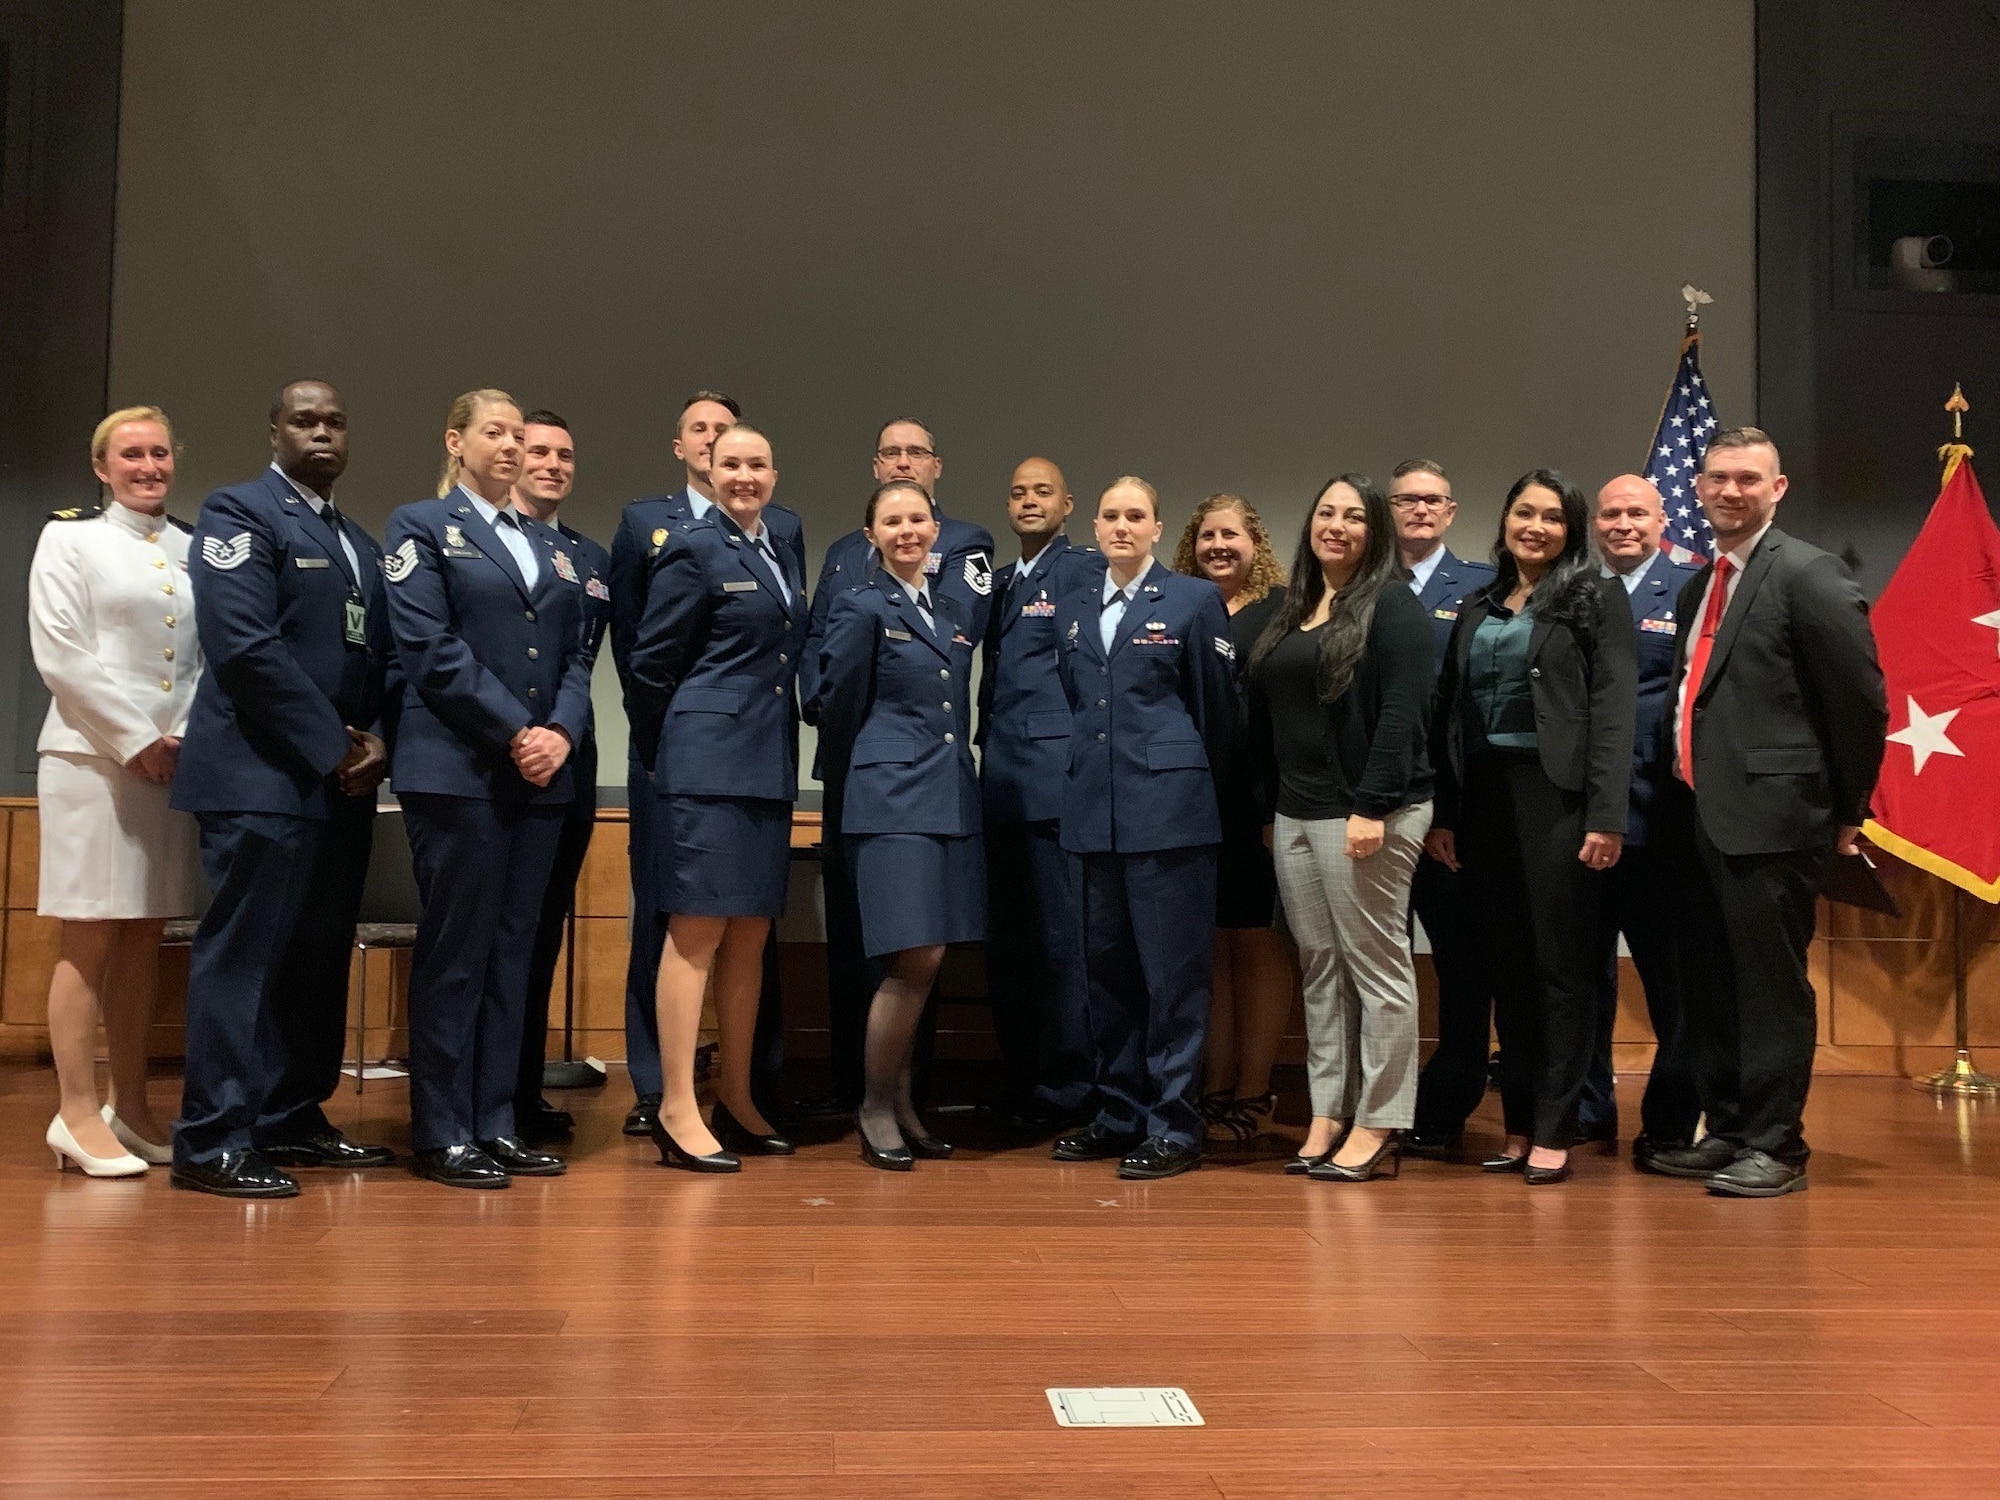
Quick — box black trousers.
[1077,846,1216,1149]
[1669,783,1829,1163]
[1409,853,1492,1140]
[402,794,564,1152]
[517,741,600,1115]
[1577,838,1700,1145]
[984,818,1093,1114]
[623,757,785,1113]
[177,798,374,1162]
[1459,753,1603,1150]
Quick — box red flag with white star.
[1865,454,2000,900]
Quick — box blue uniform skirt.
[657,794,792,920]
[849,832,987,958]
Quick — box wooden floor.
[3,1069,2000,1498]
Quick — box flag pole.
[1914,384,1998,1097]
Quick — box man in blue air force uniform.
[799,418,996,1114]
[170,380,396,1199]
[1582,474,1704,1166]
[976,457,1104,1132]
[607,391,801,1137]
[1391,458,1500,1163]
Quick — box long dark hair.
[1489,468,1599,633]
[1249,474,1402,702]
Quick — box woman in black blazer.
[1424,470,1635,1184]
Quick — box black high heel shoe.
[897,1116,953,1160]
[1285,1122,1352,1175]
[713,1100,795,1156]
[1308,1131,1402,1182]
[857,1117,914,1172]
[649,1114,741,1173]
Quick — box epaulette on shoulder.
[46,506,96,521]
[166,514,193,533]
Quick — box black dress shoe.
[1524,1155,1573,1185]
[1402,1131,1463,1163]
[517,1100,575,1144]
[410,1144,511,1189]
[858,1122,914,1172]
[1118,1137,1202,1180]
[713,1100,795,1156]
[259,1129,396,1169]
[1638,1135,1740,1179]
[1480,1151,1528,1173]
[1052,1122,1142,1162]
[1309,1131,1402,1182]
[171,1149,301,1199]
[622,1093,662,1138]
[647,1114,741,1173]
[478,1135,567,1176]
[900,1121,953,1160]
[1705,1149,1808,1198]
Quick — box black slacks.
[1409,852,1493,1140]
[1459,752,1603,1150]
[1578,838,1701,1145]
[1669,782,1829,1162]
[984,818,1093,1114]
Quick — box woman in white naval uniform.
[28,406,204,1176]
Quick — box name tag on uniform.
[294,556,330,570]
[1639,617,1678,635]
[442,547,482,559]
[722,579,759,593]
[883,628,913,642]
[1020,599,1056,617]
[1433,607,1459,621]
[343,597,367,645]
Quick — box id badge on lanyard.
[343,593,367,645]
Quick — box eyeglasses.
[1388,494,1453,512]
[876,446,937,462]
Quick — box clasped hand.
[334,727,389,798]
[510,725,570,787]
[125,736,180,786]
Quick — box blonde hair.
[90,406,174,468]
[1171,492,1286,606]
[1100,474,1159,518]
[437,388,520,498]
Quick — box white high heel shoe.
[101,1104,173,1165]
[47,1114,148,1178]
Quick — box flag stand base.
[1914,1051,2000,1098]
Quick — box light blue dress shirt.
[1100,569,1142,654]
[272,463,360,580]
[463,485,540,589]
[1602,547,1662,596]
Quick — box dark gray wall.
[0,0,122,792]
[106,0,1756,779]
[1758,0,2000,589]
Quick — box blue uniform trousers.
[177,802,372,1162]
[985,819,1092,1113]
[1077,847,1216,1149]
[1577,840,1701,1144]
[403,793,564,1152]
[518,739,600,1113]
[1409,856,1493,1140]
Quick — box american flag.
[1644,336,1720,565]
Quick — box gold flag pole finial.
[1941,384,1973,483]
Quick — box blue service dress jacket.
[380,492,596,805]
[1621,551,1705,845]
[1054,561,1239,855]
[1414,547,1498,676]
[173,467,395,820]
[977,537,1107,826]
[810,577,981,837]
[627,509,808,802]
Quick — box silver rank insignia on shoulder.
[445,524,467,549]
[964,554,993,596]
[553,549,579,584]
[383,538,419,582]
[1214,636,1236,661]
[201,532,253,571]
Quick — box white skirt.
[37,752,204,920]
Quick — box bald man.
[978,458,1107,1132]
[1585,475,1705,1167]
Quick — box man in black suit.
[1647,428,1886,1197]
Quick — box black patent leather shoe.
[1118,1137,1202,1180]
[713,1100,795,1156]
[171,1149,301,1199]
[1524,1154,1573,1186]
[1705,1149,1807,1198]
[517,1100,575,1143]
[623,1093,662,1138]
[479,1135,567,1176]
[411,1144,511,1188]
[1638,1134,1740,1179]
[897,1114,953,1160]
[1401,1131,1463,1164]
[1051,1122,1142,1162]
[648,1114,741,1173]
[1480,1151,1528,1173]
[859,1133,915,1172]
[259,1129,397,1169]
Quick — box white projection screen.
[109,0,1756,780]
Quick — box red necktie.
[1677,555,1734,788]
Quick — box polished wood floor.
[3,1066,2000,1497]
